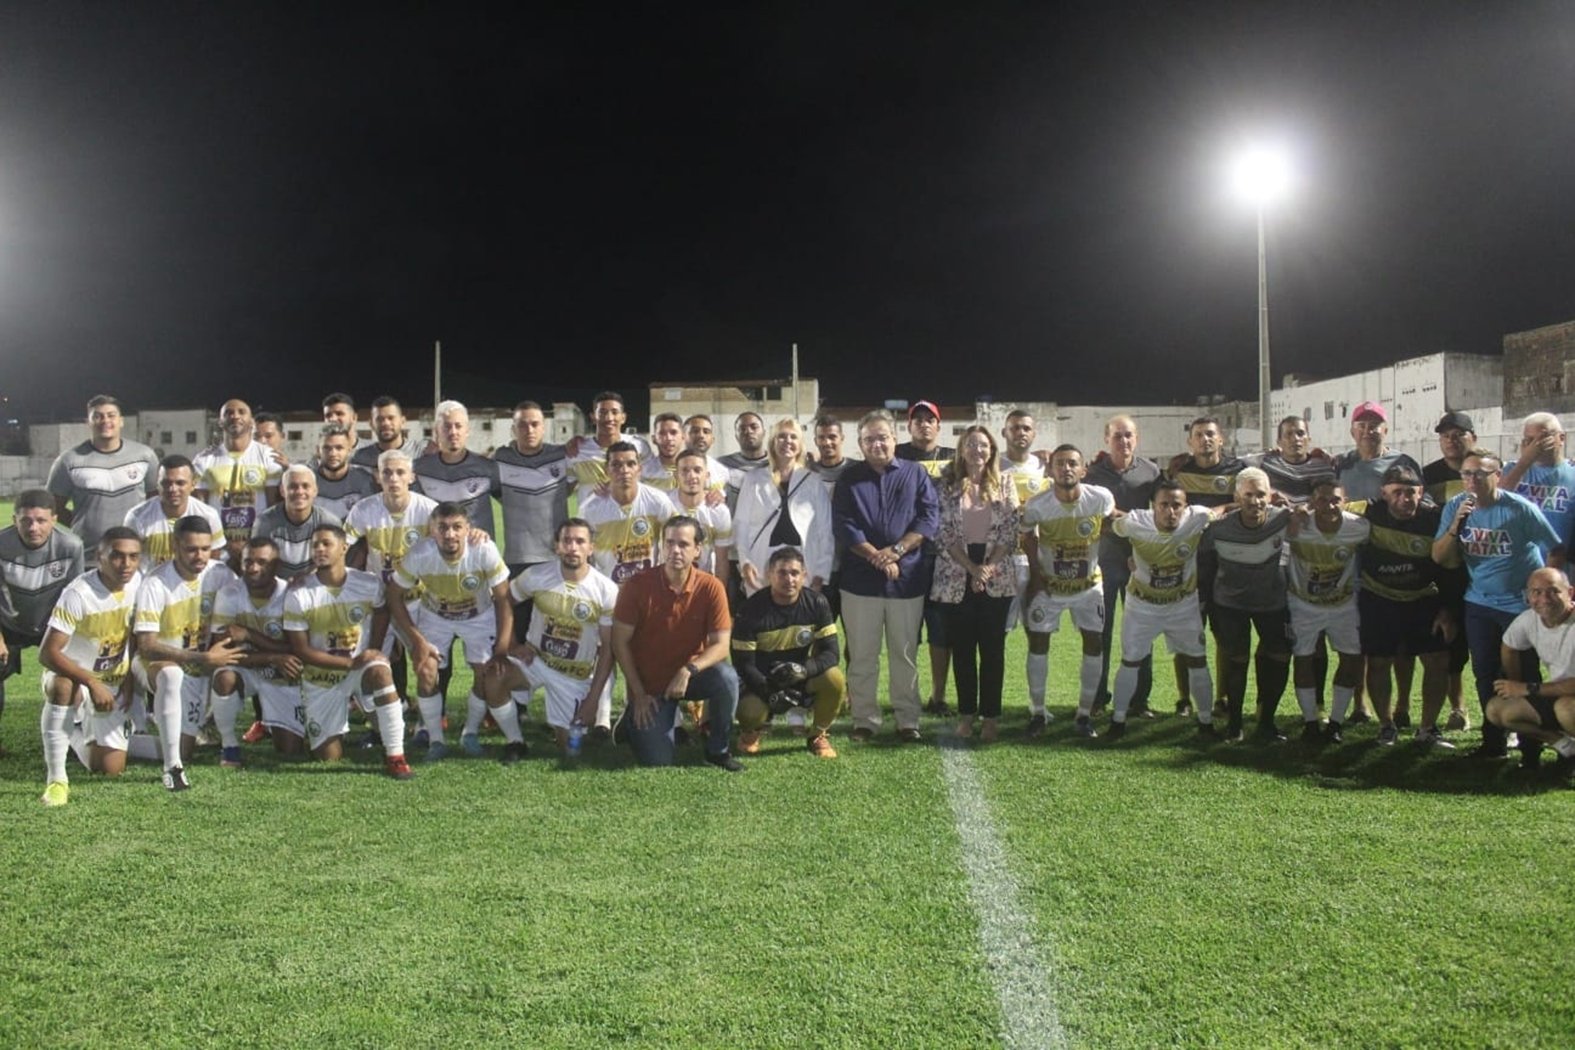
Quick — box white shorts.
[233,666,304,737]
[301,660,391,748]
[1120,594,1207,661]
[414,607,496,669]
[1289,597,1360,657]
[510,656,602,729]
[1025,584,1105,636]
[133,662,213,737]
[1004,556,1031,632]
[42,671,134,750]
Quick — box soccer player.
[313,423,377,520]
[253,412,287,455]
[1421,410,1476,731]
[192,398,285,544]
[253,465,344,578]
[0,490,84,755]
[283,524,412,779]
[733,546,844,759]
[47,394,160,565]
[493,400,571,578]
[1500,412,1575,557]
[483,518,619,752]
[351,396,430,475]
[1334,401,1421,505]
[1105,479,1218,737]
[1202,468,1292,742]
[1354,465,1458,748]
[1252,415,1335,504]
[132,516,243,788]
[567,391,650,490]
[1433,448,1562,760]
[413,400,500,538]
[209,537,304,754]
[1488,566,1575,773]
[1020,445,1115,737]
[895,400,957,716]
[1084,413,1158,717]
[37,527,143,805]
[999,409,1051,636]
[717,411,769,510]
[124,455,227,567]
[611,516,742,770]
[809,414,851,618]
[833,410,939,743]
[640,412,694,494]
[579,442,676,585]
[320,393,363,445]
[1285,480,1371,742]
[672,449,733,583]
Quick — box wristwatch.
[1528,681,1541,699]
[892,541,907,556]
[685,662,700,676]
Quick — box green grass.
[3,510,1573,1046]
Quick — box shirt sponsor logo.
[1462,526,1512,558]
[461,573,481,592]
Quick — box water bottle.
[567,719,585,757]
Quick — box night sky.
[2,3,1572,422]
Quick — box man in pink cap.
[1334,401,1421,505]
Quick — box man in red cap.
[896,401,957,716]
[1334,401,1421,505]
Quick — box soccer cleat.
[354,730,382,750]
[1224,721,1244,743]
[590,724,613,744]
[1326,721,1344,744]
[1518,746,1543,772]
[1130,703,1157,720]
[460,732,482,757]
[1104,720,1126,741]
[1196,721,1218,739]
[1347,709,1372,725]
[1446,709,1470,732]
[1393,710,1412,730]
[1377,724,1398,747]
[704,750,744,772]
[807,733,838,759]
[163,766,191,792]
[425,740,448,762]
[850,726,874,743]
[1175,699,1194,718]
[1251,724,1287,744]
[923,698,953,717]
[412,727,430,748]
[897,727,923,744]
[242,720,268,744]
[1415,726,1456,750]
[500,741,527,765]
[739,731,763,755]
[1090,695,1109,717]
[1300,721,1322,743]
[1074,715,1098,738]
[385,755,415,780]
[220,746,244,769]
[40,781,69,807]
[1025,713,1048,739]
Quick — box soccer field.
[4,618,1572,1048]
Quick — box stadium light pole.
[1230,145,1291,450]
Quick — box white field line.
[939,739,1069,1050]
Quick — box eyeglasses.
[1460,468,1499,479]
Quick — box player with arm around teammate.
[208,537,306,755]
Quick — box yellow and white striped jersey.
[1001,455,1050,556]
[393,536,508,622]
[282,569,385,685]
[45,571,141,687]
[579,486,676,585]
[191,442,284,541]
[344,493,438,586]
[639,453,728,495]
[123,497,227,568]
[211,575,289,645]
[671,499,734,575]
[1019,484,1115,594]
[134,560,235,655]
[1288,512,1371,607]
[509,562,619,680]
[567,434,651,489]
[1112,506,1212,605]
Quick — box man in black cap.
[896,400,957,716]
[1420,410,1476,731]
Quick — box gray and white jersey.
[46,439,160,556]
[313,466,378,521]
[351,433,430,478]
[1202,507,1291,613]
[412,452,501,537]
[252,504,344,578]
[493,443,571,569]
[0,526,85,638]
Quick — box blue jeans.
[1464,601,1538,753]
[623,662,739,767]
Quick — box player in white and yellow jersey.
[123,454,226,568]
[283,524,412,779]
[1019,445,1116,736]
[484,518,620,752]
[387,502,515,761]
[1106,478,1220,737]
[640,412,728,497]
[344,450,439,586]
[565,390,651,489]
[672,449,733,581]
[209,537,304,753]
[191,398,284,544]
[999,410,1050,636]
[1287,478,1372,741]
[580,442,676,585]
[132,516,242,789]
[37,528,143,805]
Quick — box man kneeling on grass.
[1487,566,1575,775]
[733,546,844,759]
[611,516,743,771]
[283,524,413,780]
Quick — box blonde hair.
[768,418,807,485]
[941,425,1005,503]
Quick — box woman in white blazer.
[734,418,834,595]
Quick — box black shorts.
[0,626,41,681]
[1358,591,1448,658]
[1209,605,1291,659]
[1528,694,1563,732]
[920,598,951,648]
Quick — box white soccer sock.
[1295,686,1319,722]
[463,692,487,736]
[68,720,92,768]
[417,694,446,743]
[1112,664,1138,724]
[1027,653,1048,713]
[1077,654,1101,717]
[153,666,185,771]
[373,700,406,758]
[1330,684,1354,725]
[490,701,524,744]
[595,680,613,729]
[1188,666,1215,724]
[40,703,70,783]
[211,690,243,748]
[511,689,531,720]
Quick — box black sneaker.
[923,698,953,717]
[1300,721,1322,743]
[1518,746,1544,772]
[1196,722,1218,739]
[705,751,744,772]
[1465,744,1510,760]
[1347,709,1372,725]
[1250,724,1287,744]
[1090,694,1110,717]
[500,741,528,765]
[1224,720,1244,743]
[1074,715,1098,738]
[1130,703,1158,720]
[162,766,191,792]
[1025,713,1047,739]
[850,726,874,743]
[1326,721,1344,744]
[1393,710,1412,730]
[1104,720,1126,741]
[1176,699,1194,718]
[589,724,613,744]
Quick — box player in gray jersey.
[1201,468,1293,741]
[493,401,571,574]
[252,466,345,577]
[46,394,159,565]
[351,396,430,477]
[412,400,499,537]
[312,423,377,520]
[0,490,85,753]
[1251,416,1336,505]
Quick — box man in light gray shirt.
[0,489,85,754]
[47,394,159,566]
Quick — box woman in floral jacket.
[931,424,1021,741]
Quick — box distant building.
[1504,319,1575,418]
[647,377,820,456]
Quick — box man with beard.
[1286,480,1371,743]
[351,396,430,476]
[209,537,303,754]
[580,443,676,587]
[48,395,160,566]
[312,423,377,520]
[896,400,957,716]
[192,398,285,545]
[413,400,499,538]
[809,414,851,619]
[123,455,225,569]
[0,491,84,757]
[1252,416,1335,505]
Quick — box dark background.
[2,3,1571,421]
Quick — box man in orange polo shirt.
[611,515,743,770]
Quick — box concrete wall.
[1504,319,1575,417]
